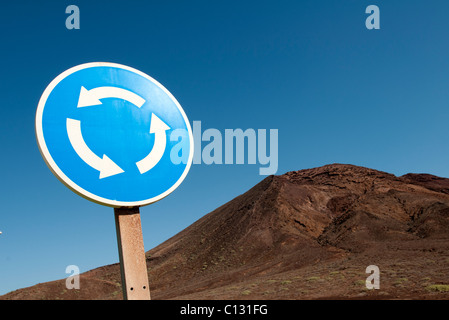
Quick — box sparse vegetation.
[241,290,251,296]
[307,276,320,282]
[395,278,408,284]
[354,280,366,286]
[426,285,449,293]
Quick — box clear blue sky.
[1,1,449,295]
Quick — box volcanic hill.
[2,164,449,300]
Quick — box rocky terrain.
[2,164,449,300]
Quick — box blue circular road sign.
[35,62,194,207]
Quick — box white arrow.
[66,118,124,179]
[136,114,170,174]
[77,86,146,108]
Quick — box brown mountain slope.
[2,164,449,300]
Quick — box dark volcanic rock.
[2,164,449,300]
[400,173,449,195]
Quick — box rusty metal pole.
[114,207,151,300]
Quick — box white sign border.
[35,62,194,208]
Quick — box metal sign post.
[114,207,150,300]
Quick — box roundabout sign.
[35,62,194,208]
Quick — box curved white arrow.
[77,86,146,108]
[136,114,170,174]
[66,118,124,179]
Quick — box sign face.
[36,62,194,207]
